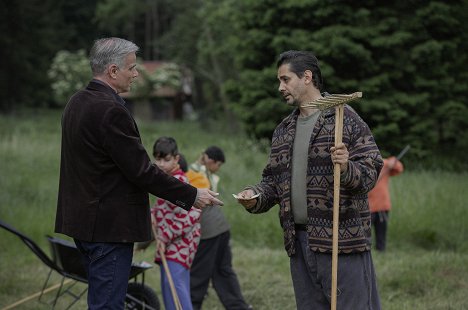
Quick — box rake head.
[300,92,362,110]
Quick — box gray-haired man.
[56,37,222,309]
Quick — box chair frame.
[0,219,159,310]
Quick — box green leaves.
[47,50,92,107]
[3,0,466,166]
[214,0,467,164]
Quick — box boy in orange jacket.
[368,156,404,251]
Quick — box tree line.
[1,0,467,169]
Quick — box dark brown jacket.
[247,105,383,255]
[56,80,197,242]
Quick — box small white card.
[232,193,260,200]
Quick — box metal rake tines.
[300,92,362,110]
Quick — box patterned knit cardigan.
[152,169,201,269]
[247,105,383,255]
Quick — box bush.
[47,50,91,107]
[131,62,183,99]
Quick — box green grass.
[0,109,467,309]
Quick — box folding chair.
[0,219,70,307]
[0,219,160,310]
[43,236,88,309]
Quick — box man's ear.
[174,154,180,163]
[108,64,119,79]
[201,153,208,164]
[303,70,313,85]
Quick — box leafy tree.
[59,0,98,50]
[216,0,467,164]
[48,50,185,107]
[157,0,241,124]
[2,0,466,167]
[148,63,183,90]
[131,61,184,99]
[0,0,65,111]
[0,0,98,112]
[95,0,177,60]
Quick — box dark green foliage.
[95,0,177,60]
[0,0,466,168]
[217,0,468,166]
[0,1,63,111]
[0,0,97,111]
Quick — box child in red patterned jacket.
[152,136,201,310]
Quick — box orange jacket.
[368,157,404,212]
[185,169,210,189]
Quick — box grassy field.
[0,109,467,309]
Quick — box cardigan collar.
[282,92,334,128]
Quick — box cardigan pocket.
[308,207,364,241]
[338,207,365,240]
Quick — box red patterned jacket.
[152,169,201,269]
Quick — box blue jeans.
[160,260,192,310]
[290,231,381,310]
[74,239,133,309]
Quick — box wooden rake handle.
[331,104,344,310]
[2,279,73,309]
[300,91,362,310]
[159,248,183,310]
[151,215,182,310]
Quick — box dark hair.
[204,146,225,163]
[178,153,188,172]
[277,50,323,91]
[153,136,178,158]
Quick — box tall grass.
[0,109,466,309]
[390,171,467,252]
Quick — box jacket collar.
[87,79,117,95]
[87,79,128,109]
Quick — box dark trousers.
[290,231,381,310]
[371,211,389,251]
[74,239,133,310]
[190,231,250,310]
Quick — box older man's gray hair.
[89,37,139,76]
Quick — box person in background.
[187,146,252,310]
[235,50,383,310]
[368,156,404,251]
[178,153,189,173]
[152,137,201,310]
[55,37,222,309]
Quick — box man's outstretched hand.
[234,189,258,209]
[193,188,224,209]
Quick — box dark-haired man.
[236,50,383,309]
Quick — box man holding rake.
[235,50,383,309]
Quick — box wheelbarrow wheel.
[125,282,160,310]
